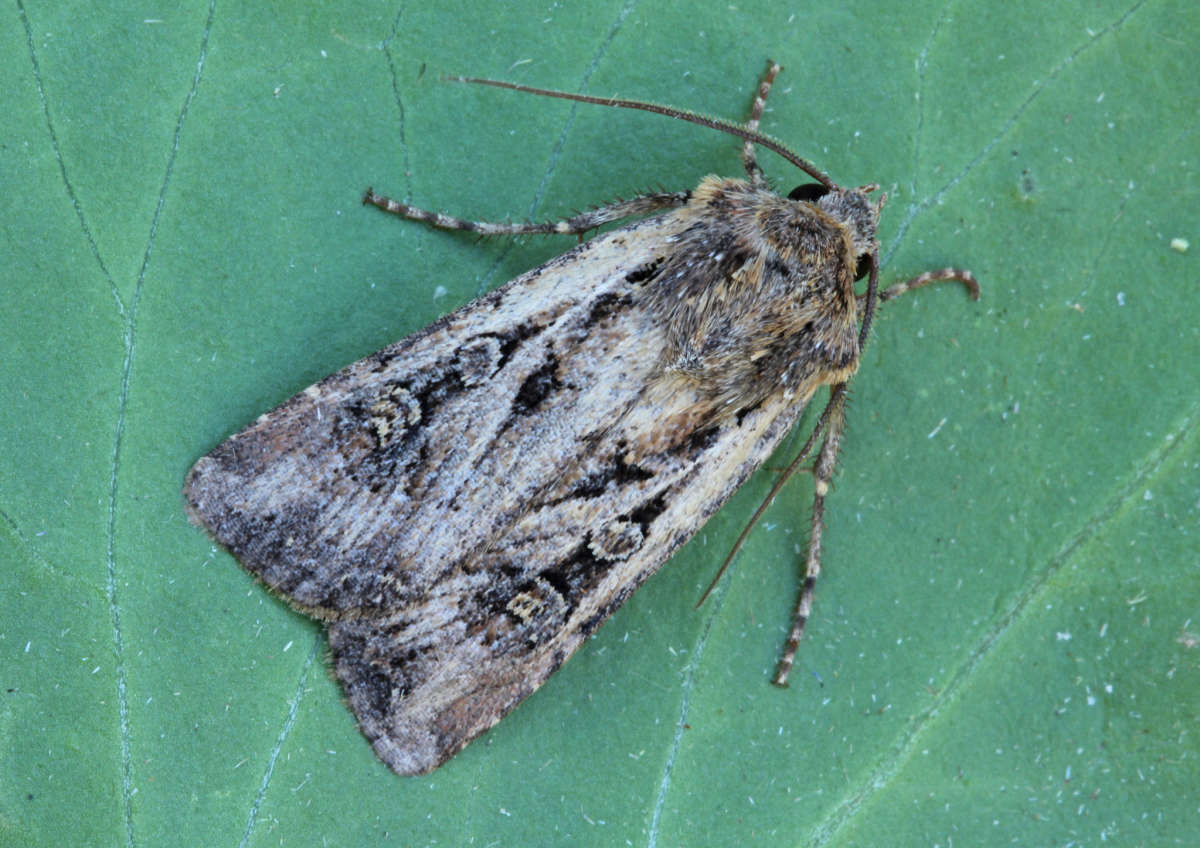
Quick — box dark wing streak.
[448,240,767,621]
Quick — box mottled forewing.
[185,211,814,775]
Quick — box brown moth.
[183,62,979,776]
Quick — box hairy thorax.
[645,176,869,417]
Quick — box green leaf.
[3,1,1197,845]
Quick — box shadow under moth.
[183,61,979,776]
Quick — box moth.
[184,61,979,776]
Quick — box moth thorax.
[817,189,879,258]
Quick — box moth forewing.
[184,61,978,775]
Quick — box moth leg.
[741,60,782,185]
[773,383,847,687]
[363,189,690,236]
[860,267,981,308]
[774,268,979,684]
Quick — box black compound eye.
[788,183,830,202]
[854,254,873,282]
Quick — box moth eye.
[854,254,873,282]
[788,183,829,202]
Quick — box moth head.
[789,182,882,281]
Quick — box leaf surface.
[2,1,1197,845]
